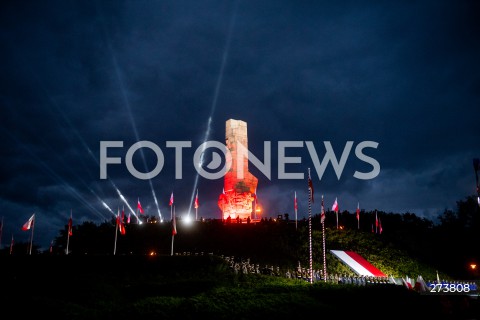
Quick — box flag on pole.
[294,191,298,210]
[194,189,199,209]
[68,215,73,236]
[379,218,383,234]
[49,240,54,253]
[137,199,144,214]
[119,221,126,235]
[321,195,325,223]
[332,197,339,229]
[172,208,177,236]
[332,198,339,212]
[169,192,174,206]
[308,173,314,203]
[121,207,125,223]
[356,202,360,221]
[127,212,131,224]
[375,210,378,233]
[117,214,126,235]
[22,214,35,231]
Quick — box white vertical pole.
[294,191,298,230]
[29,214,35,255]
[113,209,118,255]
[307,168,313,284]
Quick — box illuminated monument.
[218,119,258,221]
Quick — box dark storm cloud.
[0,0,479,249]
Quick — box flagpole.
[170,195,173,221]
[29,213,35,255]
[357,202,360,230]
[137,198,140,224]
[322,212,327,282]
[195,189,198,221]
[307,168,313,284]
[335,198,338,229]
[66,209,71,255]
[294,191,298,230]
[336,210,338,230]
[171,205,175,256]
[114,209,119,255]
[66,227,70,255]
[375,210,378,234]
[9,234,13,255]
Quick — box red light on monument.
[218,119,258,221]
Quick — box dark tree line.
[2,195,479,278]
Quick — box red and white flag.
[356,202,360,221]
[68,215,73,236]
[169,192,174,206]
[119,221,126,235]
[137,199,144,214]
[332,198,339,212]
[320,195,325,223]
[194,189,199,209]
[127,212,131,224]
[294,191,298,210]
[22,214,35,231]
[172,209,177,236]
[330,250,386,277]
[117,213,126,235]
[379,218,383,234]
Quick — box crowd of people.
[173,252,477,294]
[219,254,395,286]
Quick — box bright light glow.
[470,264,477,270]
[184,215,192,224]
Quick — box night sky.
[1,0,479,250]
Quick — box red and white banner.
[330,250,386,277]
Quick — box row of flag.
[16,191,193,234]
[13,190,188,254]
[296,182,383,233]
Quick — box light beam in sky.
[188,0,239,218]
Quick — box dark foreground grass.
[1,255,478,319]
